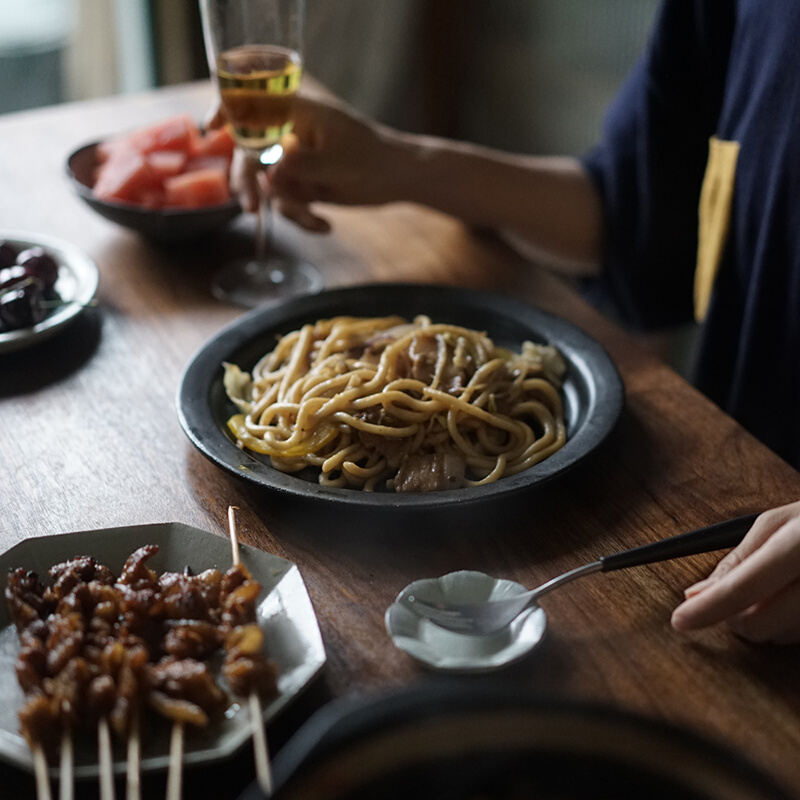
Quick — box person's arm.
[671,501,800,643]
[388,135,604,275]
[229,91,604,276]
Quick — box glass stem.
[255,166,273,261]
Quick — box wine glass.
[200,0,323,308]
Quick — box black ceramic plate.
[177,283,624,516]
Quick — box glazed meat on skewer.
[220,563,279,700]
[223,623,279,699]
[160,566,224,661]
[4,542,281,769]
[147,656,227,728]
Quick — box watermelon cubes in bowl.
[66,115,242,241]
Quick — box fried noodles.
[223,315,568,492]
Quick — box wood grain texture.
[2,82,800,799]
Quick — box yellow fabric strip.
[694,135,740,322]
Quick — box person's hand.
[274,90,419,231]
[208,87,605,269]
[213,88,413,233]
[671,501,800,643]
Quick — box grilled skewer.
[227,506,273,796]
[6,527,281,800]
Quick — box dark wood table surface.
[2,81,800,799]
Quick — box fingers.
[227,89,378,226]
[274,197,330,233]
[272,140,332,195]
[672,525,797,630]
[681,504,798,595]
[681,576,716,600]
[270,133,317,197]
[290,90,360,147]
[724,580,800,643]
[226,134,331,231]
[676,533,756,601]
[272,135,339,209]
[671,505,800,640]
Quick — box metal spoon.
[400,512,759,636]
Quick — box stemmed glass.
[200,0,323,307]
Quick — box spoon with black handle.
[399,512,759,636]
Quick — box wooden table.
[2,82,800,799]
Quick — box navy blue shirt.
[583,0,800,467]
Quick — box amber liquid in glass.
[217,44,302,154]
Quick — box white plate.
[385,570,546,673]
[0,230,99,354]
[0,522,326,778]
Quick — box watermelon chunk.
[93,150,158,205]
[91,117,235,210]
[147,150,188,180]
[163,169,231,208]
[192,126,236,159]
[185,155,231,174]
[126,115,197,154]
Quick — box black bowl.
[246,682,795,800]
[66,141,242,242]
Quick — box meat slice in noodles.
[392,451,466,492]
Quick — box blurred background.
[3,0,687,364]
[0,0,660,154]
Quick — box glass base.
[211,254,324,308]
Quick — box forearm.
[388,133,604,275]
[270,92,605,270]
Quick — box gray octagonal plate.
[0,522,326,778]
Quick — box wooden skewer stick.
[165,721,185,800]
[32,742,53,800]
[126,709,141,800]
[249,692,272,795]
[98,717,116,800]
[228,505,242,568]
[59,728,74,800]
[227,506,273,796]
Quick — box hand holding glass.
[200,0,322,307]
